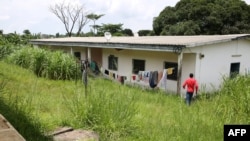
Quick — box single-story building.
[30,34,250,95]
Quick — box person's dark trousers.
[186,92,194,106]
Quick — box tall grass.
[0,64,51,141]
[213,75,250,123]
[0,61,138,141]
[0,61,250,141]
[65,79,138,140]
[6,46,81,80]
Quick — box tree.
[23,29,31,35]
[153,6,177,35]
[153,0,250,35]
[99,23,123,35]
[138,30,152,36]
[49,1,89,37]
[87,13,104,35]
[76,11,90,36]
[122,28,134,36]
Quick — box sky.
[1,0,250,35]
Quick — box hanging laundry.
[90,61,100,75]
[157,69,168,91]
[104,69,109,75]
[138,71,143,80]
[132,75,136,81]
[158,71,163,83]
[109,72,113,78]
[143,71,150,82]
[149,71,158,88]
[119,76,125,84]
[167,68,174,75]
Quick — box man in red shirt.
[182,73,198,105]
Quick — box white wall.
[185,39,250,92]
[237,40,250,75]
[102,48,179,92]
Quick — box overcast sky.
[1,0,250,35]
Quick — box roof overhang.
[30,40,185,53]
[186,34,250,47]
[29,34,250,53]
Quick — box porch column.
[87,47,91,61]
[177,52,183,95]
[70,47,73,55]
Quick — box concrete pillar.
[177,52,183,95]
[70,47,73,55]
[87,47,91,61]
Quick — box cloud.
[0,0,56,33]
[0,15,10,21]
[84,0,177,32]
[1,0,250,35]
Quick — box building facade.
[30,34,250,95]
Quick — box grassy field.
[0,61,249,141]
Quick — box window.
[164,62,178,80]
[230,62,240,78]
[133,59,145,74]
[74,52,81,60]
[108,55,118,71]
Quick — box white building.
[30,34,250,95]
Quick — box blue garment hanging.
[149,71,158,88]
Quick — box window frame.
[108,55,118,71]
[132,59,145,74]
[230,62,240,78]
[74,52,81,61]
[164,61,178,81]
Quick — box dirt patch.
[50,127,99,141]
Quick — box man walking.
[182,73,198,105]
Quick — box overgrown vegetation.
[0,61,138,141]
[0,61,249,141]
[213,76,250,123]
[0,34,22,60]
[6,47,81,80]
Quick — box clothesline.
[136,68,173,89]
[101,67,127,84]
[101,67,175,91]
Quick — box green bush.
[0,45,13,60]
[32,48,49,77]
[46,51,79,80]
[0,36,19,60]
[7,47,32,68]
[7,47,81,80]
